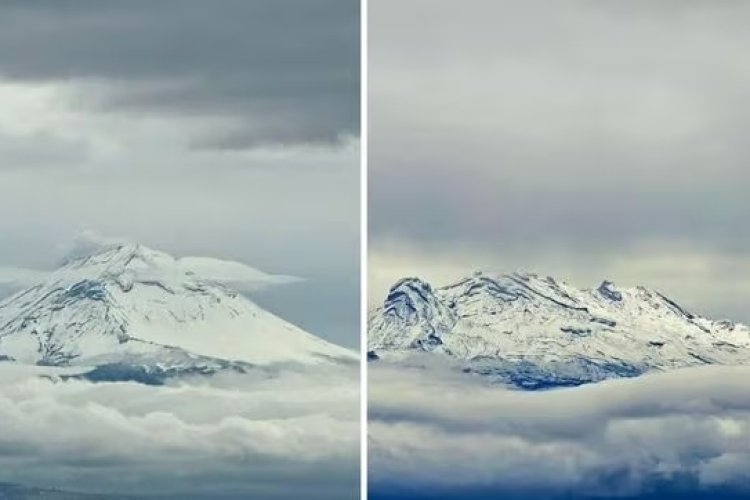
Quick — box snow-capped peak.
[369,270,750,388]
[1,236,301,297]
[384,277,439,318]
[371,277,456,351]
[0,242,355,370]
[59,242,184,291]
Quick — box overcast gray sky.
[0,0,360,347]
[370,0,750,324]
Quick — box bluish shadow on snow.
[462,356,645,390]
[54,357,355,386]
[60,363,247,386]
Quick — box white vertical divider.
[359,0,369,498]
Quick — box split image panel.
[367,1,750,499]
[0,1,360,499]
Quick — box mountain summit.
[369,271,750,388]
[0,242,355,375]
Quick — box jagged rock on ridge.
[369,271,750,388]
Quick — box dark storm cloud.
[0,0,359,147]
[370,0,750,321]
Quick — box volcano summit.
[0,242,355,382]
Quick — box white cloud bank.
[0,364,359,499]
[369,363,750,497]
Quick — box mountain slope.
[369,271,750,388]
[0,243,355,371]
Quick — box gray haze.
[370,363,750,496]
[370,0,750,324]
[0,0,360,347]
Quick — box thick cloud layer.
[369,363,750,498]
[0,0,359,147]
[0,364,359,499]
[369,0,750,323]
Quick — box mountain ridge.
[0,242,355,379]
[368,271,750,388]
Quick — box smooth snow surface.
[0,243,355,368]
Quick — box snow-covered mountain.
[369,271,750,388]
[0,242,355,380]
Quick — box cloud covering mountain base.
[0,363,359,499]
[369,362,750,499]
